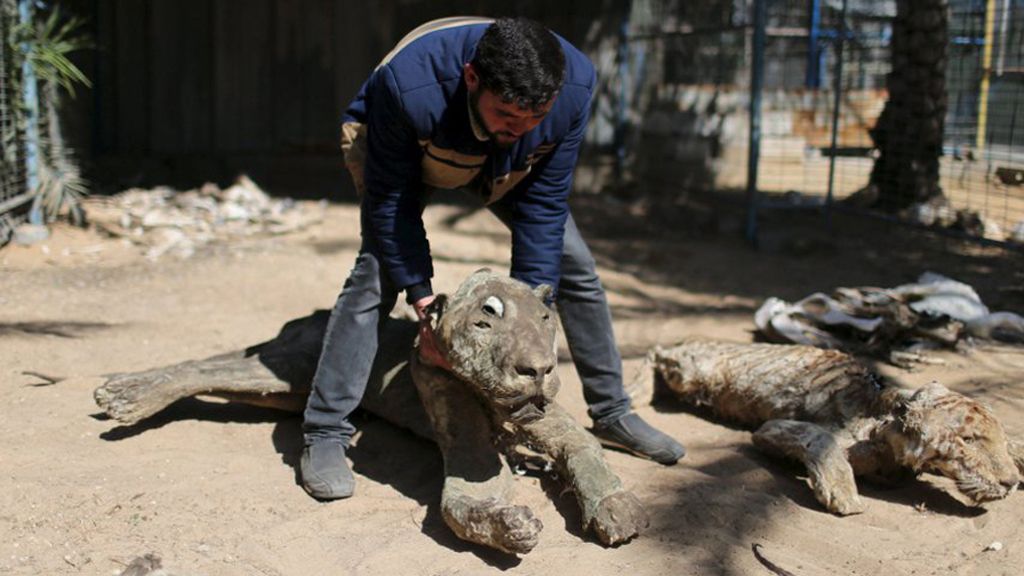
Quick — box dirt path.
[1,196,1022,575]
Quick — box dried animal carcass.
[94,270,647,554]
[634,339,1023,515]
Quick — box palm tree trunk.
[868,0,949,211]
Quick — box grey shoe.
[301,441,355,500]
[593,413,686,465]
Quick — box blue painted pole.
[806,0,822,88]
[746,0,767,247]
[17,0,40,223]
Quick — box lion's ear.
[472,267,493,277]
[533,284,554,303]
[897,382,952,440]
[910,382,950,404]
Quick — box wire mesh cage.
[0,0,29,245]
[613,0,1023,247]
[939,0,1024,242]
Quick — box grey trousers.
[302,199,631,445]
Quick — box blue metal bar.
[951,36,986,46]
[746,0,767,247]
[816,29,862,40]
[825,0,848,231]
[806,0,822,88]
[0,191,34,214]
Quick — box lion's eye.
[482,296,504,318]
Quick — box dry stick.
[751,543,798,576]
[21,371,64,386]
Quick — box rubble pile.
[85,175,325,260]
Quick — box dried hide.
[755,272,1024,362]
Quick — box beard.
[468,89,517,150]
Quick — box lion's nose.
[515,363,554,382]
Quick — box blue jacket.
[342,18,596,302]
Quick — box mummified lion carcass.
[633,339,1023,515]
[94,269,647,555]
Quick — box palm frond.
[10,6,92,97]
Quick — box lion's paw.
[589,491,649,546]
[489,504,543,554]
[810,473,867,516]
[820,488,866,516]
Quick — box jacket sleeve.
[507,95,592,299]
[363,64,433,300]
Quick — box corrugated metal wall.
[87,0,622,195]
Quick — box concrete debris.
[905,201,1011,243]
[1011,220,1024,244]
[12,224,51,246]
[907,201,956,228]
[85,175,325,260]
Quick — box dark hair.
[471,17,566,110]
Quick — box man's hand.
[414,296,452,371]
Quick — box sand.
[1,194,1022,576]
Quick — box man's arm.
[506,94,592,300]
[363,64,434,302]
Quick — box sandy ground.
[2,191,1023,576]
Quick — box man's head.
[464,17,566,147]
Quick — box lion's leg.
[516,402,648,546]
[94,312,332,425]
[93,314,432,435]
[752,420,866,515]
[411,357,542,555]
[94,351,301,425]
[846,438,914,486]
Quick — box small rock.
[145,228,190,261]
[985,541,1003,552]
[1011,220,1024,243]
[980,217,1002,241]
[12,224,50,246]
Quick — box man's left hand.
[414,296,452,371]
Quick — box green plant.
[12,6,91,96]
[8,4,92,224]
[37,79,88,226]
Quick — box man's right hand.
[414,296,452,371]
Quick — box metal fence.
[610,0,1023,248]
[940,0,1024,241]
[0,0,29,245]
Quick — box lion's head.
[884,382,1020,503]
[426,269,560,424]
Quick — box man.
[301,16,685,500]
